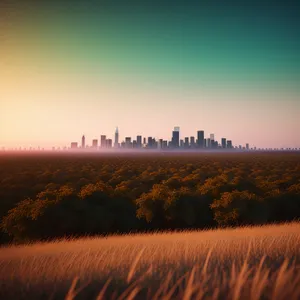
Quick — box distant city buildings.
[6,125,299,153]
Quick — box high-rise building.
[92,139,98,148]
[210,134,215,148]
[147,137,153,148]
[137,135,142,148]
[207,138,211,148]
[125,137,132,148]
[71,142,78,149]
[158,139,163,149]
[227,140,232,148]
[101,135,106,148]
[143,137,146,145]
[246,143,249,150]
[180,139,184,148]
[197,130,204,148]
[184,137,189,148]
[106,139,112,148]
[114,127,119,148]
[190,136,195,148]
[221,138,226,148]
[172,127,180,148]
[81,135,85,149]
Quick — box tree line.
[0,153,299,243]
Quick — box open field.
[0,222,299,299]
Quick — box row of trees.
[0,153,299,243]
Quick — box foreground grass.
[0,223,299,300]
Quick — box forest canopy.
[0,152,299,243]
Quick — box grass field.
[0,222,299,299]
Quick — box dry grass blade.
[250,255,267,300]
[152,271,173,300]
[118,279,142,300]
[127,247,145,284]
[126,287,140,300]
[183,266,196,300]
[65,277,79,300]
[96,278,112,300]
[272,259,289,300]
[211,287,220,300]
[163,272,190,300]
[65,276,90,300]
[233,261,249,300]
[202,247,213,277]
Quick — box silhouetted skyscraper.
[184,137,189,148]
[197,130,204,148]
[92,139,98,148]
[125,137,132,148]
[221,138,226,148]
[137,135,142,148]
[190,136,195,148]
[207,138,211,148]
[81,135,85,149]
[172,127,180,148]
[158,139,163,149]
[114,127,119,148]
[147,137,153,148]
[101,135,106,148]
[107,139,112,148]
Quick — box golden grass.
[0,222,299,299]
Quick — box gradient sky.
[1,0,300,149]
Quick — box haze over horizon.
[1,0,299,149]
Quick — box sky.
[1,0,300,149]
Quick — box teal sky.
[1,0,299,148]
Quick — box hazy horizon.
[1,0,299,149]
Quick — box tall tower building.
[172,127,180,148]
[81,135,85,149]
[197,130,204,148]
[137,135,142,148]
[114,127,119,148]
[221,138,227,148]
[184,137,189,148]
[101,135,106,148]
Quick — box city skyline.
[1,1,299,149]
[2,126,299,152]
